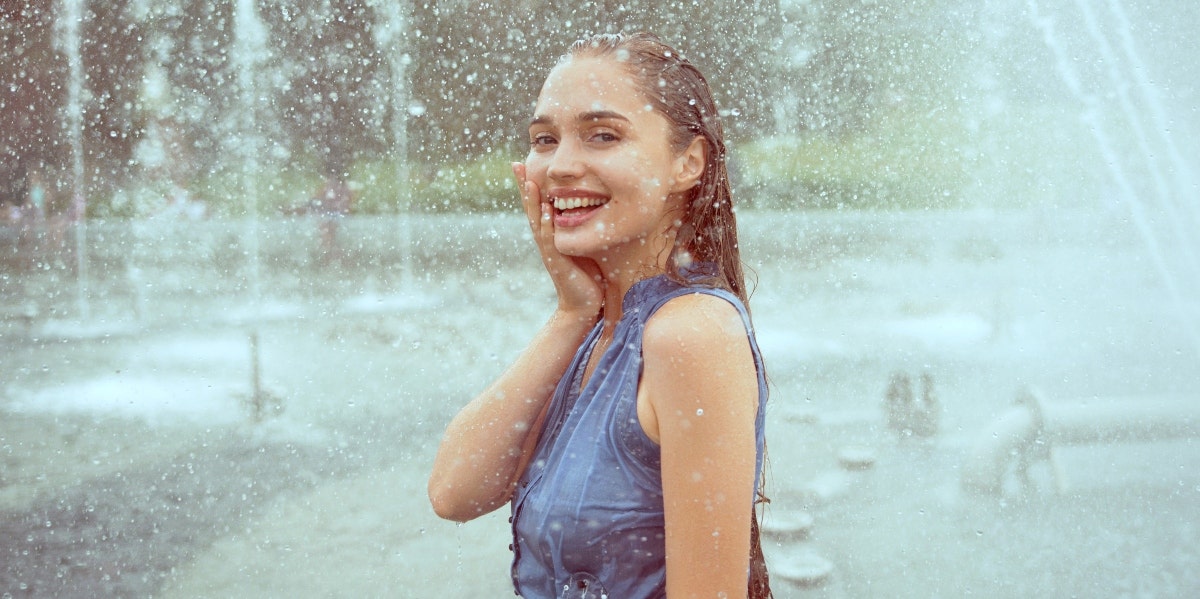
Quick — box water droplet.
[696,408,704,416]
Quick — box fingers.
[513,162,529,219]
[514,163,554,255]
[511,163,601,316]
[513,162,543,229]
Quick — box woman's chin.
[553,237,599,260]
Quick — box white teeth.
[552,196,607,211]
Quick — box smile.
[547,189,609,228]
[551,196,609,211]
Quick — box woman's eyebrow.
[577,110,630,123]
[529,110,631,129]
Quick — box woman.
[428,32,771,599]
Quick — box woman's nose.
[546,138,585,181]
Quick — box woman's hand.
[513,162,604,321]
[428,166,608,521]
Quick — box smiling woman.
[525,56,699,269]
[428,32,771,599]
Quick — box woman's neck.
[596,256,675,336]
[588,211,681,333]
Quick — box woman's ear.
[670,136,707,193]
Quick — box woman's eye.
[590,131,619,143]
[530,134,557,147]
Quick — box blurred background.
[2,0,1198,597]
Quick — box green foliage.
[93,154,523,218]
[186,166,320,218]
[340,154,519,214]
[735,109,970,210]
[412,154,519,214]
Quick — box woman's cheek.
[524,155,549,186]
[639,176,666,200]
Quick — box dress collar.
[620,261,720,312]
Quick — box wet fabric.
[509,268,769,599]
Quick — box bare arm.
[639,293,759,599]
[428,163,603,522]
[427,309,596,521]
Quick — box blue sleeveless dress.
[509,269,769,599]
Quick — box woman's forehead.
[536,56,643,113]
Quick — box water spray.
[1028,0,1200,360]
[57,0,90,319]
[246,329,283,422]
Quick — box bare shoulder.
[639,291,757,443]
[642,291,751,372]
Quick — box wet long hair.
[566,31,750,305]
[566,31,772,599]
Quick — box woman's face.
[525,55,700,270]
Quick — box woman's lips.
[547,188,609,228]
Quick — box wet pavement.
[1,212,1197,597]
[1,432,367,598]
